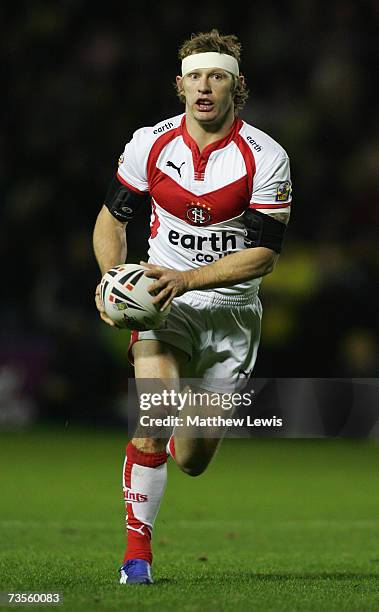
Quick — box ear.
[238,74,246,88]
[176,75,183,92]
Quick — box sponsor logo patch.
[246,135,262,152]
[276,181,291,202]
[153,121,174,134]
[118,154,124,166]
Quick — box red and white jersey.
[116,113,292,298]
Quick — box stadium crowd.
[1,1,378,431]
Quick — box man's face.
[176,68,236,127]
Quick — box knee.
[173,442,215,477]
[177,460,208,477]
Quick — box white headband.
[181,52,239,77]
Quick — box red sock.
[123,442,168,564]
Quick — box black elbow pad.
[243,208,286,254]
[105,176,149,222]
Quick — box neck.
[185,107,236,153]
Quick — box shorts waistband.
[186,289,259,308]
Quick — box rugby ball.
[100,264,170,331]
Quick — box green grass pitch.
[0,428,378,611]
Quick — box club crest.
[186,202,212,225]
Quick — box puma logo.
[166,160,185,178]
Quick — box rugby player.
[93,29,292,584]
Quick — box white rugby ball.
[100,264,170,331]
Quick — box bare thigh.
[131,340,188,452]
[131,339,225,476]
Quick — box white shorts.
[129,289,262,392]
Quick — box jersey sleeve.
[116,127,151,193]
[250,154,292,210]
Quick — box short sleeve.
[250,154,292,209]
[116,128,151,193]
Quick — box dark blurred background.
[1,1,378,432]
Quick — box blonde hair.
[176,29,249,113]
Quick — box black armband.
[243,208,286,254]
[105,175,149,222]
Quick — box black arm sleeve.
[105,176,150,222]
[243,208,287,254]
